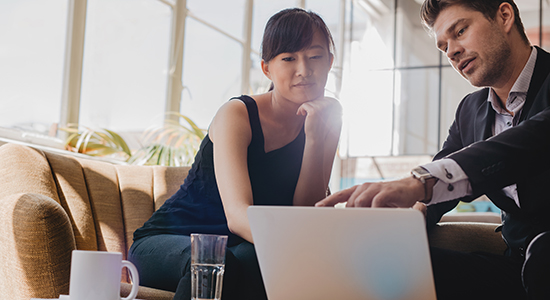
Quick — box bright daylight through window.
[0,0,548,188]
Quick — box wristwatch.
[411,166,434,203]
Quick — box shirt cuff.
[421,158,472,205]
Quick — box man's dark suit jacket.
[427,46,550,259]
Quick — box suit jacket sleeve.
[425,95,480,229]
[449,104,550,196]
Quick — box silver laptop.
[248,206,436,300]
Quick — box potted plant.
[128,112,205,166]
[60,112,205,166]
[61,124,132,161]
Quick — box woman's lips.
[294,82,314,88]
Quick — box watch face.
[412,167,432,179]
[413,167,429,176]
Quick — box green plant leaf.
[59,113,203,166]
[59,125,131,161]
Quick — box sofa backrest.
[0,143,189,274]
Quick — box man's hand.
[412,201,427,219]
[315,176,426,208]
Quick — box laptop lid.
[248,206,436,300]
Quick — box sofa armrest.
[428,222,507,255]
[0,193,76,300]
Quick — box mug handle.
[121,260,140,300]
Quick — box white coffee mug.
[69,250,139,300]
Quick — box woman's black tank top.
[133,95,305,246]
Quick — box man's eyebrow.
[436,18,467,50]
[447,18,467,34]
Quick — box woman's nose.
[296,59,313,77]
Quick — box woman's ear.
[261,59,272,80]
[329,53,334,68]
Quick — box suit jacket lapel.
[520,46,550,121]
[473,88,494,141]
[478,96,519,212]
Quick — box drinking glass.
[190,233,228,300]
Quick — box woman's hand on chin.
[297,97,342,140]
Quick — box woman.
[129,8,341,300]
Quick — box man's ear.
[261,60,271,80]
[497,2,515,34]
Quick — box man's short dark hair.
[420,0,530,45]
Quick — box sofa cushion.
[116,165,157,254]
[78,159,127,254]
[46,152,99,251]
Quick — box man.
[317,1,550,299]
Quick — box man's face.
[433,5,512,88]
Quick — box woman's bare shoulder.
[209,97,251,140]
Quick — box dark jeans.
[431,231,550,300]
[128,234,267,300]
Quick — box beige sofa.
[0,143,187,300]
[0,143,507,300]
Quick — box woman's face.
[262,30,333,104]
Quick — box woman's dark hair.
[261,8,335,63]
[420,0,529,45]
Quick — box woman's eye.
[282,57,294,62]
[311,55,322,59]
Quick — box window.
[79,0,172,132]
[0,0,548,191]
[180,0,247,129]
[339,0,549,159]
[338,0,548,191]
[0,0,68,137]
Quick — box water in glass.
[191,263,225,300]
